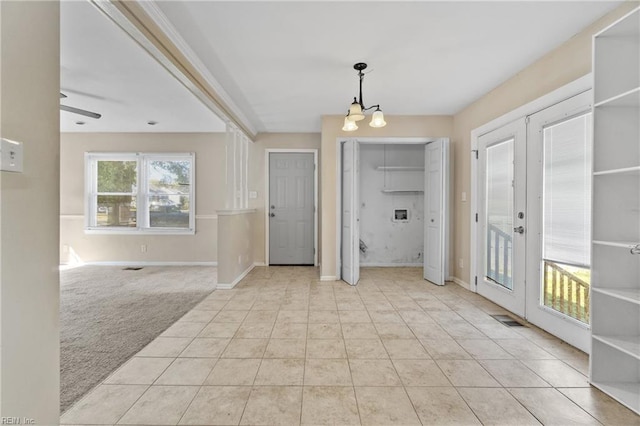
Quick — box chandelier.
[342,62,386,131]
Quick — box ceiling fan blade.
[60,104,101,119]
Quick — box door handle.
[270,213,275,217]
[514,226,525,234]
[631,244,640,255]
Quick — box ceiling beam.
[91,0,257,140]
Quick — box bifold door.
[341,140,360,285]
[424,139,449,285]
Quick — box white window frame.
[85,152,196,235]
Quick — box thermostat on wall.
[0,138,23,173]
[392,209,409,222]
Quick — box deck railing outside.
[543,260,590,324]
[486,223,512,288]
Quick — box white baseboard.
[77,261,218,267]
[253,262,266,267]
[216,263,255,290]
[320,275,338,281]
[360,263,422,267]
[452,276,470,290]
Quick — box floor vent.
[122,267,143,271]
[491,314,525,327]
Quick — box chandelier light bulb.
[342,116,358,132]
[369,109,387,128]
[348,99,365,121]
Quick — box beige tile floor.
[61,267,639,426]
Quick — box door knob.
[270,213,275,217]
[513,226,525,234]
[631,244,640,255]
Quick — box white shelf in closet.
[593,334,640,359]
[376,166,424,171]
[592,287,640,305]
[381,189,424,193]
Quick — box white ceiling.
[61,1,621,134]
[60,1,226,133]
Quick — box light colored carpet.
[60,265,216,413]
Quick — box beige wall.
[248,133,321,264]
[60,132,226,263]
[320,115,454,279]
[451,2,639,286]
[217,211,255,285]
[0,1,60,421]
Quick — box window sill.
[84,228,195,236]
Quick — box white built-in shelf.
[591,7,640,415]
[592,240,640,249]
[376,166,425,171]
[593,334,640,359]
[594,86,640,108]
[589,381,640,414]
[593,166,640,176]
[592,288,640,305]
[381,189,424,193]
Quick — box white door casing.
[424,139,449,285]
[269,152,315,265]
[341,140,360,285]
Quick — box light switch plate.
[1,138,23,172]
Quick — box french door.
[526,91,592,352]
[476,91,592,352]
[477,120,527,317]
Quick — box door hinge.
[525,116,531,124]
[475,213,478,223]
[475,276,478,287]
[472,150,478,159]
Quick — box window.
[85,153,195,234]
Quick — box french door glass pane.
[542,113,592,323]
[485,138,514,290]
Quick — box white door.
[424,139,449,285]
[526,91,592,352]
[477,120,527,317]
[269,152,315,265]
[341,140,360,285]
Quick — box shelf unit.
[376,165,425,194]
[590,7,640,415]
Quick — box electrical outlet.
[62,244,69,254]
[461,191,467,202]
[141,244,147,253]
[458,258,464,269]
